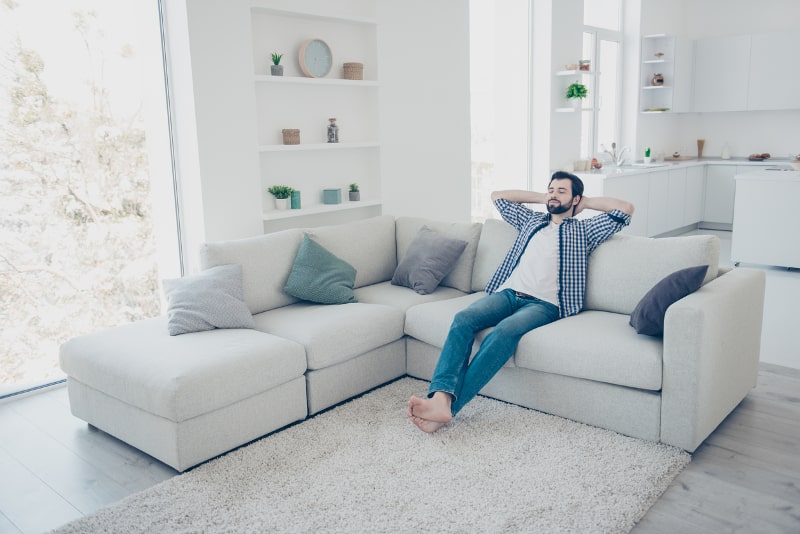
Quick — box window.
[581,10,623,158]
[0,0,180,396]
[469,0,530,222]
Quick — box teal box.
[290,190,301,209]
[323,188,342,204]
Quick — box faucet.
[601,142,630,167]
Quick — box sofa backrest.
[304,215,397,289]
[396,217,483,293]
[470,219,722,316]
[584,234,720,314]
[471,218,516,292]
[199,228,304,314]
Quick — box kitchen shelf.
[263,199,382,221]
[641,85,672,90]
[555,69,594,76]
[259,142,379,153]
[255,75,379,87]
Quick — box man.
[407,171,634,433]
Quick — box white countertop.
[735,169,800,182]
[576,157,796,179]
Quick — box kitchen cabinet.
[693,35,750,112]
[667,169,686,231]
[683,165,705,226]
[748,31,800,111]
[647,171,670,236]
[703,165,751,226]
[600,174,649,237]
[732,171,800,268]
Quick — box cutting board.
[664,156,696,161]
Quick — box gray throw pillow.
[284,234,358,304]
[391,226,468,295]
[162,264,256,336]
[629,265,709,337]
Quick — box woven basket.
[281,129,300,145]
[343,62,364,81]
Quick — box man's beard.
[547,201,573,215]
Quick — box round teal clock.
[299,39,333,78]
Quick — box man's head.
[547,171,584,216]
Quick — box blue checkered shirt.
[485,198,631,318]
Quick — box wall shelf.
[263,199,382,221]
[255,75,379,87]
[259,142,379,153]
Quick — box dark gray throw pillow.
[162,264,256,336]
[284,234,358,304]
[629,265,709,337]
[391,226,468,295]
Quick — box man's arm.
[490,190,549,204]
[575,195,634,217]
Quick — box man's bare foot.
[409,414,446,433]
[407,392,453,424]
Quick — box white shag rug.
[54,378,690,534]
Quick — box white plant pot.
[275,198,290,210]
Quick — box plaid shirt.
[486,198,631,318]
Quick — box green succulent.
[267,185,293,199]
[566,81,588,100]
[271,52,283,65]
[349,183,359,192]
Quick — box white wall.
[377,1,472,222]
[637,0,800,160]
[165,0,263,272]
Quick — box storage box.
[282,129,300,145]
[323,189,342,204]
[343,62,364,80]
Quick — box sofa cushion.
[391,226,468,294]
[630,265,709,336]
[404,293,515,369]
[162,264,255,336]
[305,215,397,289]
[471,218,517,292]
[59,317,307,422]
[284,235,357,304]
[355,281,466,312]
[585,234,720,315]
[515,311,663,391]
[253,302,405,370]
[199,229,303,314]
[396,217,482,293]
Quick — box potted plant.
[348,183,360,201]
[268,185,293,209]
[270,52,283,76]
[565,81,588,108]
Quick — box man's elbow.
[622,202,635,216]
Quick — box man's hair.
[549,171,584,199]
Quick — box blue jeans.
[428,289,559,415]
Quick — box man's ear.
[572,195,581,206]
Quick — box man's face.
[547,178,578,215]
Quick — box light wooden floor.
[0,363,798,533]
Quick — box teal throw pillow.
[284,234,358,304]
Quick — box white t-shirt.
[496,221,559,307]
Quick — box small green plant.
[271,52,283,65]
[565,81,588,100]
[267,185,293,199]
[349,183,359,192]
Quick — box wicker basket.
[281,129,300,145]
[343,62,364,81]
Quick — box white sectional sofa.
[60,214,766,472]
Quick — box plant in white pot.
[565,81,588,108]
[268,185,293,209]
[348,183,360,201]
[270,52,283,76]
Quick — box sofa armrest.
[660,267,765,452]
